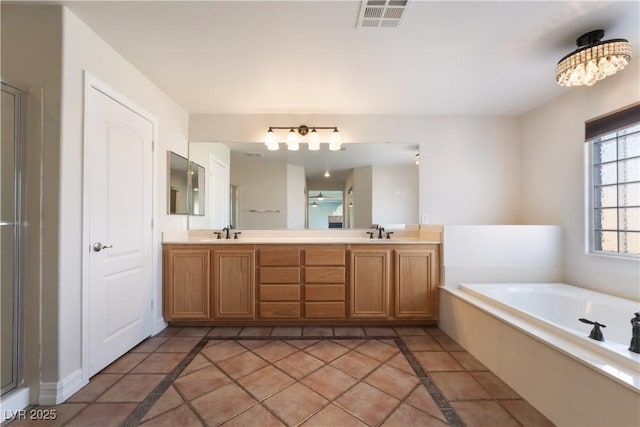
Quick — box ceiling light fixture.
[555,29,632,87]
[324,170,331,178]
[264,125,342,151]
[310,201,318,208]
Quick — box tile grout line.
[393,337,466,427]
[120,338,209,427]
[119,330,462,427]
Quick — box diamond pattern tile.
[304,340,350,362]
[364,364,419,400]
[335,382,400,426]
[274,351,324,379]
[174,365,232,400]
[41,325,554,427]
[238,365,296,400]
[355,339,399,362]
[190,383,257,425]
[300,365,359,400]
[217,351,269,379]
[263,383,328,425]
[330,350,381,379]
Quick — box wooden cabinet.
[163,248,211,320]
[213,249,255,319]
[394,247,439,319]
[163,242,440,325]
[350,248,391,319]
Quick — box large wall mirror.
[167,151,205,216]
[186,142,419,230]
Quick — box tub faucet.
[579,318,606,342]
[630,312,640,354]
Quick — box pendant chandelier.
[555,30,632,87]
[265,125,342,151]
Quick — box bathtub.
[439,282,640,427]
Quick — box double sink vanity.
[162,228,441,326]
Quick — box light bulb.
[286,128,299,151]
[329,128,342,151]
[308,128,320,151]
[265,128,276,146]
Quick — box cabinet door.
[394,248,439,319]
[164,248,210,320]
[350,249,390,318]
[213,250,255,319]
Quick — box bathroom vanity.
[162,235,440,325]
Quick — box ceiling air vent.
[243,152,264,158]
[357,0,410,29]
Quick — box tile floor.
[4,326,555,427]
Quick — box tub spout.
[579,318,606,342]
[630,312,640,354]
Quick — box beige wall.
[520,60,640,301]
[2,4,190,403]
[1,4,63,396]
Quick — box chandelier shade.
[555,30,632,87]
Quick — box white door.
[85,86,153,376]
[209,156,229,229]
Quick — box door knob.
[92,242,113,252]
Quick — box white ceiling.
[62,0,639,116]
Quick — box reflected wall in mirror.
[168,151,207,216]
[187,142,419,229]
[168,151,188,215]
[189,161,205,216]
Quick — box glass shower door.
[1,82,24,396]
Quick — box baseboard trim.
[39,369,85,405]
[152,317,167,336]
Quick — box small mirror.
[168,151,188,215]
[189,161,205,216]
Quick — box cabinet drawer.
[259,302,301,319]
[260,267,301,284]
[259,248,300,266]
[305,267,345,284]
[260,285,300,301]
[305,302,345,319]
[305,285,345,301]
[305,248,345,265]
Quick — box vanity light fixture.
[264,125,342,151]
[310,201,318,208]
[415,153,420,165]
[555,29,632,87]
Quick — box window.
[587,105,640,256]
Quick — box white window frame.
[586,122,640,259]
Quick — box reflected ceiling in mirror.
[230,142,419,182]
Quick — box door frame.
[81,72,158,383]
